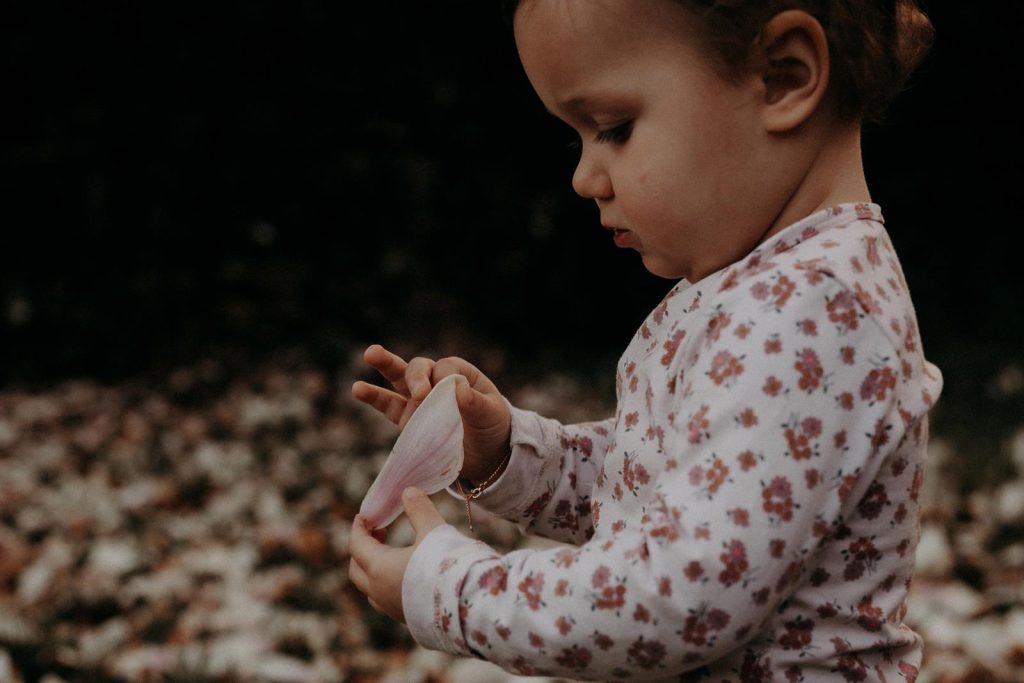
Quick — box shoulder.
[668,216,941,417]
[631,221,901,391]
[709,218,914,351]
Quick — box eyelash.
[567,121,634,150]
[597,121,634,144]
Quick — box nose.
[571,148,612,200]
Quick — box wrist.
[460,445,512,492]
[462,446,509,489]
[455,446,512,531]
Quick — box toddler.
[348,1,941,680]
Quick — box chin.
[641,256,687,280]
[646,268,687,281]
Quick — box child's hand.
[348,487,445,623]
[352,344,512,485]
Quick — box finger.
[432,357,498,395]
[348,557,369,595]
[364,345,412,396]
[431,357,480,385]
[402,487,445,540]
[453,377,509,431]
[396,398,423,431]
[405,357,437,401]
[351,381,408,425]
[349,515,384,563]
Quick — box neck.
[761,123,871,245]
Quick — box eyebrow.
[549,94,596,115]
[559,94,592,110]
[540,100,581,124]
[547,93,632,118]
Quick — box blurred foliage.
[2,1,1022,468]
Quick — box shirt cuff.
[402,523,501,656]
[443,400,554,517]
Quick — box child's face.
[514,0,778,281]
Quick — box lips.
[611,228,634,248]
[602,220,635,248]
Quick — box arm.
[353,343,616,545]
[443,405,616,545]
[402,276,915,680]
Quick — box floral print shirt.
[402,202,943,682]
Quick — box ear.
[754,10,830,133]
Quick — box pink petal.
[359,374,464,528]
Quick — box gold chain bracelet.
[454,449,512,531]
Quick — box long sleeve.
[442,401,616,545]
[405,204,942,681]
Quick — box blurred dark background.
[3,1,1022,468]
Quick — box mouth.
[609,227,634,248]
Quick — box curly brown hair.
[500,0,934,124]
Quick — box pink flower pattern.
[404,203,942,682]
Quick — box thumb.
[454,376,503,428]
[402,487,444,539]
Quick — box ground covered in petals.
[1,348,1021,682]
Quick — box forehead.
[513,0,708,114]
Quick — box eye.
[595,120,633,145]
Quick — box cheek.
[631,155,662,202]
